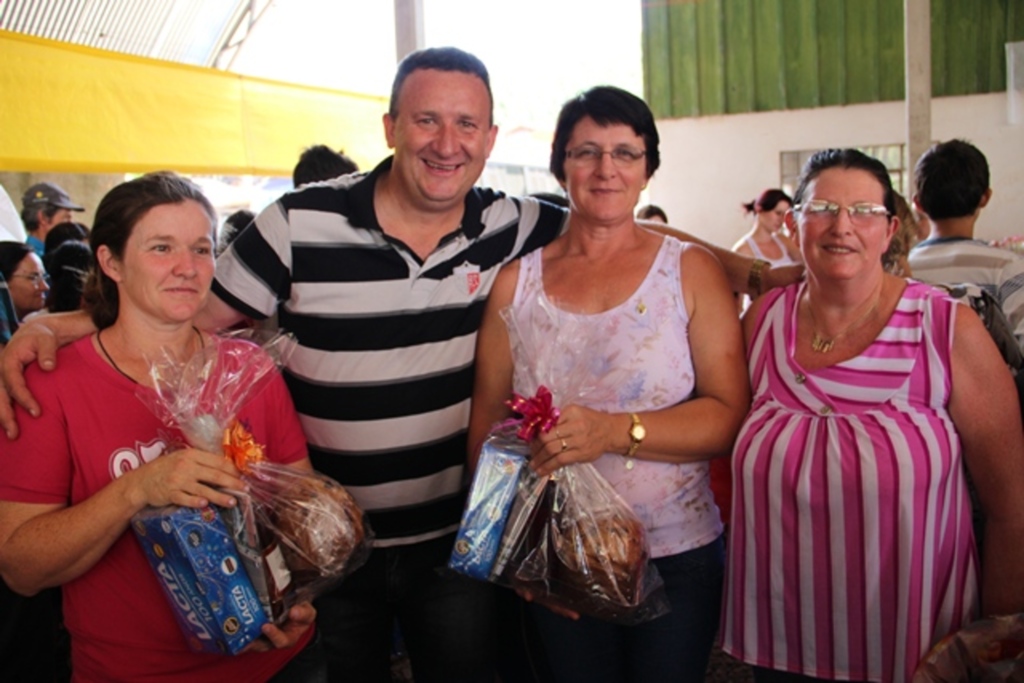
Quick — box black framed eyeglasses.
[564,145,646,167]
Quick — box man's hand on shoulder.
[0,311,95,439]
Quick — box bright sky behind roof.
[229,0,643,166]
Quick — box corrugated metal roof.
[0,0,255,67]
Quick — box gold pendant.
[811,333,834,353]
[625,458,635,470]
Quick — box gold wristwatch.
[625,412,645,459]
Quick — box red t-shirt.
[0,336,313,683]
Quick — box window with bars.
[780,144,908,199]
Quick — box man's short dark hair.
[388,47,493,123]
[914,139,990,220]
[292,145,359,187]
[636,204,668,222]
[218,209,255,255]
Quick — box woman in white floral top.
[468,86,750,683]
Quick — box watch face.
[631,424,646,441]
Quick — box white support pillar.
[905,0,931,194]
[394,0,425,63]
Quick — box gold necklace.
[806,290,882,354]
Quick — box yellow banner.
[0,30,391,176]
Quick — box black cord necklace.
[96,326,204,385]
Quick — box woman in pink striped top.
[720,148,1024,683]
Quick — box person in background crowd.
[0,242,49,322]
[20,183,85,257]
[41,241,91,314]
[470,85,748,683]
[219,209,256,256]
[0,48,800,683]
[292,145,359,187]
[635,203,668,223]
[907,139,1024,347]
[0,276,18,347]
[721,148,1024,683]
[732,188,801,267]
[43,221,89,262]
[0,171,322,683]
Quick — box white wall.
[649,93,1023,249]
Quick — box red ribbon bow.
[505,386,560,441]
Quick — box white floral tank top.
[508,236,724,557]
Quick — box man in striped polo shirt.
[205,47,565,681]
[908,139,1024,348]
[0,46,796,682]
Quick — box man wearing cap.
[20,182,84,257]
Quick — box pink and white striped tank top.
[720,280,978,683]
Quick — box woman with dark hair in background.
[0,241,49,323]
[43,241,91,314]
[43,221,89,264]
[732,189,801,267]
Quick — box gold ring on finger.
[560,438,568,452]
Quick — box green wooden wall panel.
[670,2,701,118]
[977,0,1000,91]
[815,0,846,107]
[643,2,674,118]
[845,0,882,103]
[723,0,755,113]
[931,0,948,95]
[696,0,727,114]
[944,0,982,95]
[752,0,787,111]
[642,0,1024,119]
[877,0,905,101]
[1010,0,1024,48]
[987,0,1011,85]
[781,0,821,109]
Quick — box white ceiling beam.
[394,0,424,63]
[905,0,931,192]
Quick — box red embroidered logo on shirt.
[454,262,482,296]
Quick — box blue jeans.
[530,535,724,683]
[269,628,328,683]
[314,532,496,683]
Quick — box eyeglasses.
[564,145,646,167]
[12,272,50,287]
[795,199,891,226]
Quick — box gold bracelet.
[747,259,770,297]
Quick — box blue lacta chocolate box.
[449,432,527,580]
[132,505,268,654]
